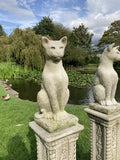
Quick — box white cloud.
[42,0,120,44]
[17,0,36,9]
[50,9,78,26]
[73,7,81,11]
[0,0,35,19]
[68,0,120,44]
[1,0,120,44]
[28,0,36,3]
[36,1,79,26]
[87,0,120,14]
[17,0,30,9]
[52,0,70,2]
[0,0,37,33]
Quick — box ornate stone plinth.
[85,103,120,160]
[34,112,78,133]
[29,121,84,160]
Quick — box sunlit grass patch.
[0,84,90,160]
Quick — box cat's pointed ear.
[42,36,49,48]
[115,46,119,50]
[108,43,115,51]
[60,36,67,47]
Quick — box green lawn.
[0,84,90,160]
[84,64,97,69]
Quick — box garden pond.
[8,78,120,105]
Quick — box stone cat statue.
[93,43,120,106]
[37,36,69,120]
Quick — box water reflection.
[8,79,120,105]
[9,79,40,102]
[68,86,94,105]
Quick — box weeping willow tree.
[0,35,11,62]
[0,24,11,62]
[9,28,45,71]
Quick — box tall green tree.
[0,25,9,62]
[0,36,10,62]
[33,16,54,37]
[0,24,6,36]
[97,20,120,48]
[52,23,71,40]
[72,24,93,51]
[64,46,87,67]
[64,24,94,67]
[68,32,78,47]
[9,28,45,70]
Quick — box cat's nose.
[56,52,60,56]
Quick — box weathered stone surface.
[37,36,69,121]
[93,43,120,106]
[85,107,120,160]
[29,121,84,160]
[34,112,78,133]
[89,103,120,115]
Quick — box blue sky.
[0,0,120,43]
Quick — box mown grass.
[0,84,90,160]
[0,84,38,160]
[84,63,97,69]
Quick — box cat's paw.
[40,109,53,119]
[99,100,106,106]
[53,111,68,121]
[111,98,118,105]
[105,99,113,106]
[44,112,53,119]
[60,111,68,120]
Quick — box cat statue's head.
[42,36,67,62]
[103,43,120,62]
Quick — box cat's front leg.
[105,95,113,106]
[44,82,60,115]
[59,88,69,111]
[105,99,113,106]
[104,83,113,106]
[111,79,118,105]
[111,98,118,105]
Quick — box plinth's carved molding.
[29,121,84,160]
[85,107,120,160]
[96,123,104,160]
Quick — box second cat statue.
[93,43,120,106]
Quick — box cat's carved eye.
[60,46,64,49]
[51,46,55,49]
